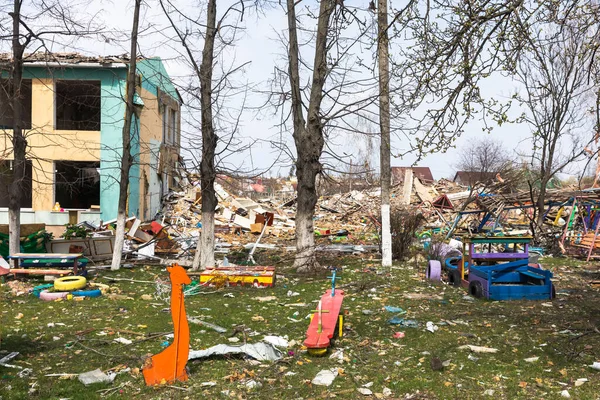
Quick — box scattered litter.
[561,389,571,398]
[393,332,405,339]
[362,309,374,315]
[78,369,116,386]
[188,342,282,362]
[245,379,262,389]
[0,352,20,368]
[329,349,344,363]
[114,337,133,345]
[483,389,495,396]
[228,337,240,343]
[188,317,227,333]
[17,368,32,378]
[286,291,300,297]
[223,293,235,298]
[201,381,217,387]
[590,362,600,371]
[524,356,539,363]
[263,335,288,348]
[575,378,588,387]
[384,306,405,314]
[357,387,373,395]
[382,387,392,397]
[254,296,277,302]
[468,354,479,362]
[387,317,419,327]
[458,345,498,353]
[426,321,438,333]
[311,368,338,386]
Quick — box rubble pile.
[68,168,600,264]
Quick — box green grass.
[1,254,599,399]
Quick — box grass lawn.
[1,252,599,399]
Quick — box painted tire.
[447,269,461,287]
[426,260,441,281]
[54,276,87,291]
[445,257,460,270]
[33,284,54,298]
[469,280,483,299]
[39,290,69,301]
[71,289,102,298]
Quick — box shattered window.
[54,161,100,209]
[0,78,32,130]
[55,80,101,131]
[0,160,33,208]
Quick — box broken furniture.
[447,236,554,301]
[7,252,86,277]
[304,267,344,356]
[199,265,275,287]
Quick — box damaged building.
[0,52,182,229]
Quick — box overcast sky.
[4,0,594,181]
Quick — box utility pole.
[378,0,392,267]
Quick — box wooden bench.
[7,253,85,276]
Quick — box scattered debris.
[262,335,289,348]
[426,321,439,333]
[187,317,227,334]
[311,368,339,386]
[458,345,499,353]
[188,342,282,362]
[78,369,116,386]
[357,387,373,395]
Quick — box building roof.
[0,52,130,66]
[0,52,182,104]
[453,171,496,185]
[391,167,434,184]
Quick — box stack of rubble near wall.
[104,168,600,262]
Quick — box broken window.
[0,78,32,129]
[55,80,101,131]
[0,160,33,208]
[55,161,100,209]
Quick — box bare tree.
[7,0,26,257]
[111,0,142,270]
[285,0,336,273]
[377,0,392,268]
[454,137,512,184]
[509,9,599,231]
[159,0,252,270]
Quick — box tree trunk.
[293,129,322,273]
[286,0,335,274]
[192,0,218,270]
[8,0,26,257]
[111,0,141,270]
[377,0,392,267]
[536,181,547,230]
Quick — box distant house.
[0,52,182,225]
[391,167,434,185]
[453,171,496,186]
